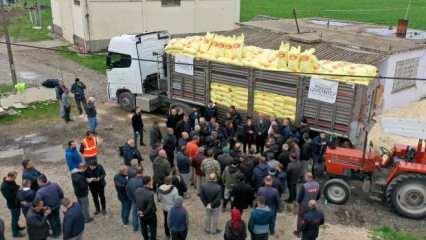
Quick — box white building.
[50,0,240,52]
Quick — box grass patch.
[0,100,59,124]
[58,46,106,74]
[371,226,421,240]
[0,84,15,95]
[2,0,52,41]
[241,0,426,29]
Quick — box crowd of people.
[0,98,329,240]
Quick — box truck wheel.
[118,92,136,112]
[323,178,351,205]
[386,174,426,219]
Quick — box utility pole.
[0,0,18,86]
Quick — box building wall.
[380,49,426,110]
[51,0,239,51]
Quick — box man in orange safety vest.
[80,131,98,165]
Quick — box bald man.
[153,149,171,189]
[295,172,320,236]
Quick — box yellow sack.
[300,48,319,73]
[277,42,290,70]
[288,46,301,71]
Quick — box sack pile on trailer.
[165,33,378,85]
[254,91,297,120]
[210,82,248,110]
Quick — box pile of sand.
[369,100,426,150]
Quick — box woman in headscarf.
[224,208,247,240]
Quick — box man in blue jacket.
[252,156,269,189]
[168,196,188,240]
[62,198,85,240]
[114,165,131,226]
[257,176,280,235]
[22,159,42,191]
[301,200,324,240]
[36,174,64,237]
[248,196,274,240]
[126,168,144,232]
[66,140,83,173]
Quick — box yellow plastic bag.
[288,46,301,71]
[277,42,290,70]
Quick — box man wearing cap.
[221,159,241,211]
[257,176,280,235]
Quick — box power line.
[1,40,426,82]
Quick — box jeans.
[88,117,97,133]
[47,207,61,237]
[78,196,91,222]
[140,215,157,240]
[89,187,106,212]
[75,97,87,115]
[134,130,144,146]
[120,200,131,225]
[270,209,277,234]
[9,208,20,236]
[204,207,220,233]
[171,230,188,240]
[251,233,269,240]
[163,210,170,237]
[180,172,191,189]
[131,203,140,231]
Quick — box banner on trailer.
[308,77,339,104]
[175,55,194,76]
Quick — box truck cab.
[106,31,170,111]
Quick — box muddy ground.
[0,41,425,239]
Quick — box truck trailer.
[106,31,379,145]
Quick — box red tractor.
[323,139,426,219]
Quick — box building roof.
[173,17,426,66]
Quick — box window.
[392,57,419,93]
[106,52,132,69]
[74,0,80,5]
[161,0,181,7]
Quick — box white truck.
[106,31,378,145]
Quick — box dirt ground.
[0,41,425,240]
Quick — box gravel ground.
[0,41,425,240]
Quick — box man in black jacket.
[135,176,157,240]
[163,128,177,167]
[121,139,143,166]
[114,165,131,226]
[86,161,107,215]
[149,121,162,150]
[26,198,51,240]
[199,173,222,235]
[71,164,93,223]
[70,78,87,115]
[131,108,145,146]
[231,176,254,214]
[1,171,25,237]
[254,113,270,154]
[16,179,35,217]
[286,153,303,203]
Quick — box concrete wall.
[51,0,239,51]
[379,49,426,110]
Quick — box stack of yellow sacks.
[165,33,378,86]
[254,91,297,120]
[210,82,248,110]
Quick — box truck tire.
[118,91,136,112]
[386,174,426,219]
[170,101,193,115]
[323,178,351,205]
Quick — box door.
[106,52,133,99]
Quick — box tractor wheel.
[386,174,426,219]
[323,178,351,205]
[118,92,136,112]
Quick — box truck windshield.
[106,52,132,69]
